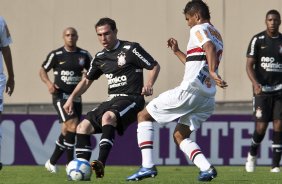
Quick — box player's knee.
[101,111,117,126]
[173,131,185,145]
[137,109,152,122]
[76,120,93,134]
[65,119,79,132]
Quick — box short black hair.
[183,0,210,20]
[266,9,281,19]
[95,17,117,31]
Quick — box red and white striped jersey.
[180,22,223,97]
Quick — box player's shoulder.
[252,31,266,40]
[120,40,140,50]
[77,47,90,54]
[48,47,64,56]
[0,16,4,23]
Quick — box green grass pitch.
[1,166,282,184]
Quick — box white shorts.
[0,74,6,112]
[146,85,215,131]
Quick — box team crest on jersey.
[255,107,262,119]
[78,57,85,66]
[204,77,212,88]
[279,45,282,54]
[117,52,126,67]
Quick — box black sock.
[64,131,76,164]
[98,125,115,165]
[50,134,66,165]
[76,133,92,161]
[272,131,282,168]
[250,130,265,156]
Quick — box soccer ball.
[66,158,92,181]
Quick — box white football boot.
[45,160,58,173]
[270,167,280,173]
[245,152,256,172]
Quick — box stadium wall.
[0,114,275,166]
[0,0,282,105]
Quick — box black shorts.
[86,95,145,135]
[52,93,82,123]
[253,90,282,122]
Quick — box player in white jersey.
[127,0,227,182]
[0,16,15,170]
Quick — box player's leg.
[91,111,116,179]
[75,119,95,161]
[246,95,270,172]
[271,95,282,172]
[174,123,216,181]
[93,97,144,178]
[126,108,157,181]
[127,87,189,181]
[0,111,2,171]
[63,118,79,164]
[63,101,82,164]
[271,120,282,172]
[0,78,5,171]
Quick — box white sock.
[137,121,154,168]
[179,138,211,171]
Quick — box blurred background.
[1,0,282,113]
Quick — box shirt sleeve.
[129,43,158,70]
[246,35,258,58]
[41,51,56,72]
[190,25,211,48]
[0,17,12,47]
[86,57,103,80]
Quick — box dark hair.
[95,17,117,31]
[266,9,281,19]
[183,0,210,20]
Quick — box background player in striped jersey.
[63,17,160,178]
[40,27,92,173]
[127,0,227,182]
[245,10,282,173]
[0,16,15,171]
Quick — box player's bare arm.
[63,77,93,114]
[167,38,186,64]
[39,67,58,94]
[246,57,262,95]
[142,63,160,96]
[203,41,227,89]
[2,45,14,96]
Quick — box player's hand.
[211,73,228,89]
[5,77,14,96]
[48,83,59,94]
[63,99,74,115]
[167,38,180,53]
[141,85,153,96]
[253,83,262,95]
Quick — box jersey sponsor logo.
[255,107,262,119]
[279,45,282,54]
[117,52,126,67]
[56,51,63,55]
[260,57,282,72]
[196,31,204,43]
[78,57,85,66]
[105,74,128,88]
[132,48,151,66]
[59,61,66,65]
[96,52,104,57]
[123,45,131,50]
[60,70,81,85]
